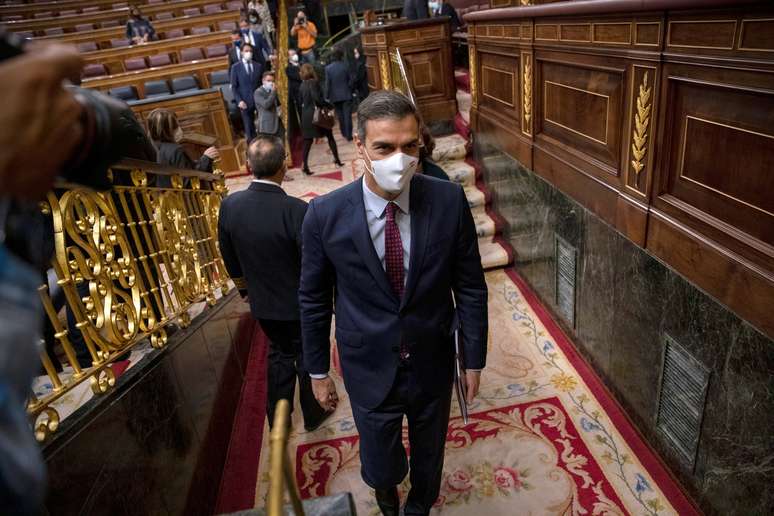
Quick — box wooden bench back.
[83,31,232,75]
[7,0,238,35]
[34,11,239,48]
[82,56,229,98]
[0,0,152,19]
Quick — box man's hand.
[238,100,247,110]
[0,43,84,199]
[311,376,338,411]
[465,370,481,404]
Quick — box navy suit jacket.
[230,60,263,108]
[324,60,352,103]
[299,175,488,409]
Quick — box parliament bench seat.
[5,0,240,36]
[80,30,231,75]
[0,0,151,20]
[82,55,228,99]
[32,10,240,49]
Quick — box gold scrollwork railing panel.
[29,159,230,442]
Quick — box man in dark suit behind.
[324,48,354,141]
[300,91,488,515]
[218,136,330,430]
[230,42,262,142]
[402,0,429,20]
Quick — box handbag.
[312,105,335,130]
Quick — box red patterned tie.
[385,202,409,360]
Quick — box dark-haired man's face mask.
[249,16,258,23]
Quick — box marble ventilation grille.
[554,235,577,328]
[656,335,710,469]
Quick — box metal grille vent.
[554,235,577,328]
[656,335,710,469]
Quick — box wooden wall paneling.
[650,61,774,273]
[534,50,627,183]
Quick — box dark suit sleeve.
[299,200,335,376]
[452,185,488,370]
[324,67,331,101]
[170,146,197,170]
[217,201,247,295]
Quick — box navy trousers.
[350,363,453,516]
[333,100,353,140]
[240,105,257,143]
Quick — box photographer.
[0,41,82,515]
[1,33,152,513]
[291,10,317,65]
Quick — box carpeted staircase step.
[441,160,476,186]
[479,240,511,270]
[432,134,467,162]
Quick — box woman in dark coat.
[299,63,343,175]
[126,6,156,45]
[350,46,369,103]
[147,108,220,185]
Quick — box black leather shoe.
[375,487,400,516]
[334,160,344,167]
[303,409,334,432]
[302,168,313,175]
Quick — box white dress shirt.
[251,178,284,191]
[362,177,411,282]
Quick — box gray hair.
[247,135,285,178]
[356,90,420,141]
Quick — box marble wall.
[475,137,774,515]
[42,293,254,516]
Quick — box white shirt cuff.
[309,373,329,379]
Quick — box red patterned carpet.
[250,269,699,516]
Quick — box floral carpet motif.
[253,269,699,515]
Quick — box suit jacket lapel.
[401,176,431,310]
[348,179,400,304]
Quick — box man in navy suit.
[238,18,272,70]
[230,42,262,142]
[324,48,354,141]
[300,91,488,516]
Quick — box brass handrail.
[267,399,305,516]
[29,159,230,442]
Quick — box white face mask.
[363,148,418,194]
[263,81,273,90]
[242,51,253,62]
[290,54,299,64]
[429,1,439,12]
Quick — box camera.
[1,29,135,270]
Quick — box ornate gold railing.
[267,399,305,516]
[30,159,230,442]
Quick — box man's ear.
[354,134,365,160]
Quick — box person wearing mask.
[126,6,156,45]
[148,108,220,175]
[324,48,354,141]
[299,91,487,516]
[350,46,369,105]
[299,63,343,175]
[248,0,275,44]
[430,0,462,32]
[291,10,318,65]
[254,71,282,138]
[417,124,449,180]
[230,42,263,142]
[239,18,272,70]
[286,49,303,128]
[218,136,331,431]
[228,29,250,67]
[402,0,429,20]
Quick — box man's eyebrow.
[370,138,420,147]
